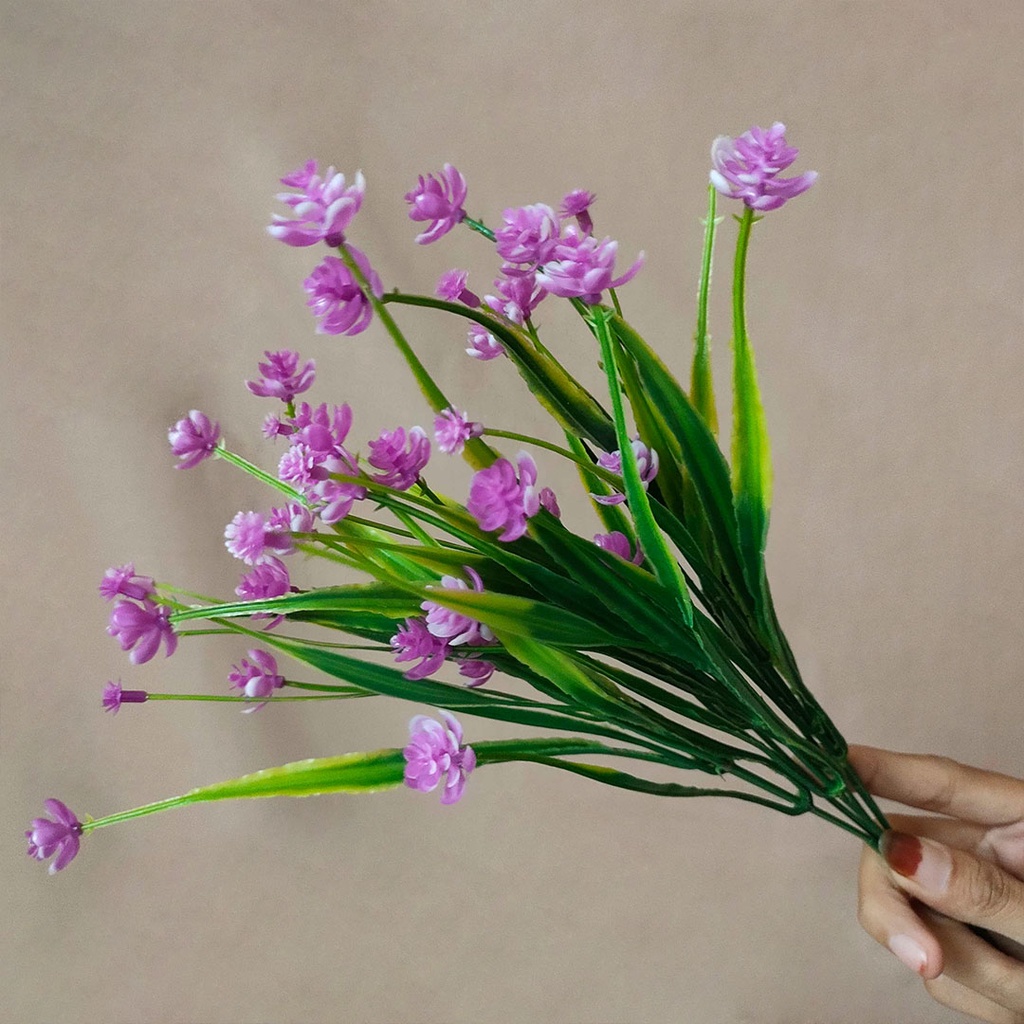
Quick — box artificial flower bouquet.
[27,123,891,877]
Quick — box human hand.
[850,745,1024,1023]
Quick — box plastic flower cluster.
[27,124,892,878]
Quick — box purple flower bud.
[228,648,285,711]
[26,799,83,874]
[168,410,220,469]
[403,711,476,804]
[467,452,551,542]
[457,659,495,687]
[367,426,431,491]
[466,323,505,361]
[102,679,149,714]
[593,439,659,505]
[245,350,316,402]
[224,510,295,565]
[559,189,596,235]
[484,266,546,324]
[303,249,383,336]
[421,567,496,647]
[434,408,483,456]
[268,161,365,247]
[404,164,468,245]
[710,123,817,212]
[435,269,480,307]
[391,617,449,680]
[268,501,315,536]
[107,599,177,665]
[594,531,644,564]
[534,226,644,305]
[495,204,560,266]
[98,563,155,603]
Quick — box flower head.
[229,648,285,710]
[236,557,290,605]
[466,323,505,361]
[168,410,220,469]
[594,439,659,505]
[434,408,483,456]
[391,617,449,680]
[593,531,644,564]
[367,426,431,490]
[534,226,644,305]
[268,161,365,247]
[559,189,596,234]
[458,659,495,687]
[421,566,496,647]
[268,501,315,536]
[26,799,83,874]
[98,563,155,603]
[303,249,383,336]
[102,680,148,714]
[245,350,316,402]
[405,164,467,245]
[495,204,560,266]
[709,123,817,211]
[484,266,546,324]
[467,452,553,542]
[436,269,480,307]
[107,599,177,664]
[403,711,476,805]
[224,510,295,565]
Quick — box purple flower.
[26,799,83,874]
[709,123,817,212]
[593,439,659,505]
[421,567,496,647]
[467,452,551,542]
[102,679,148,714]
[268,161,365,247]
[224,510,295,564]
[98,563,155,603]
[403,711,476,805]
[466,323,505,361]
[107,599,177,665]
[229,648,285,710]
[405,164,468,244]
[292,401,354,453]
[268,501,315,536]
[434,408,483,456]
[436,269,480,307]
[495,204,560,266]
[245,350,316,402]
[168,410,220,469]
[534,226,644,305]
[391,617,449,680]
[458,659,495,687]
[484,266,547,324]
[367,426,431,490]
[559,189,596,234]
[236,557,290,604]
[303,249,383,336]
[593,531,644,564]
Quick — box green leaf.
[691,185,721,436]
[591,308,695,626]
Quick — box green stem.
[463,215,495,241]
[482,428,622,485]
[691,185,720,434]
[215,446,302,501]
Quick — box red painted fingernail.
[881,831,923,878]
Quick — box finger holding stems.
[850,745,1024,1023]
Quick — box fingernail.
[881,831,952,893]
[888,933,928,975]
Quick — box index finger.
[849,746,1024,826]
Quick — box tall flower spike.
[245,350,316,402]
[534,226,644,305]
[26,799,83,874]
[107,599,177,664]
[403,711,476,805]
[268,161,365,247]
[404,164,467,245]
[303,248,383,336]
[709,123,817,211]
[168,410,220,469]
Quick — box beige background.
[3,2,1023,1022]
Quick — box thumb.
[882,830,1024,947]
